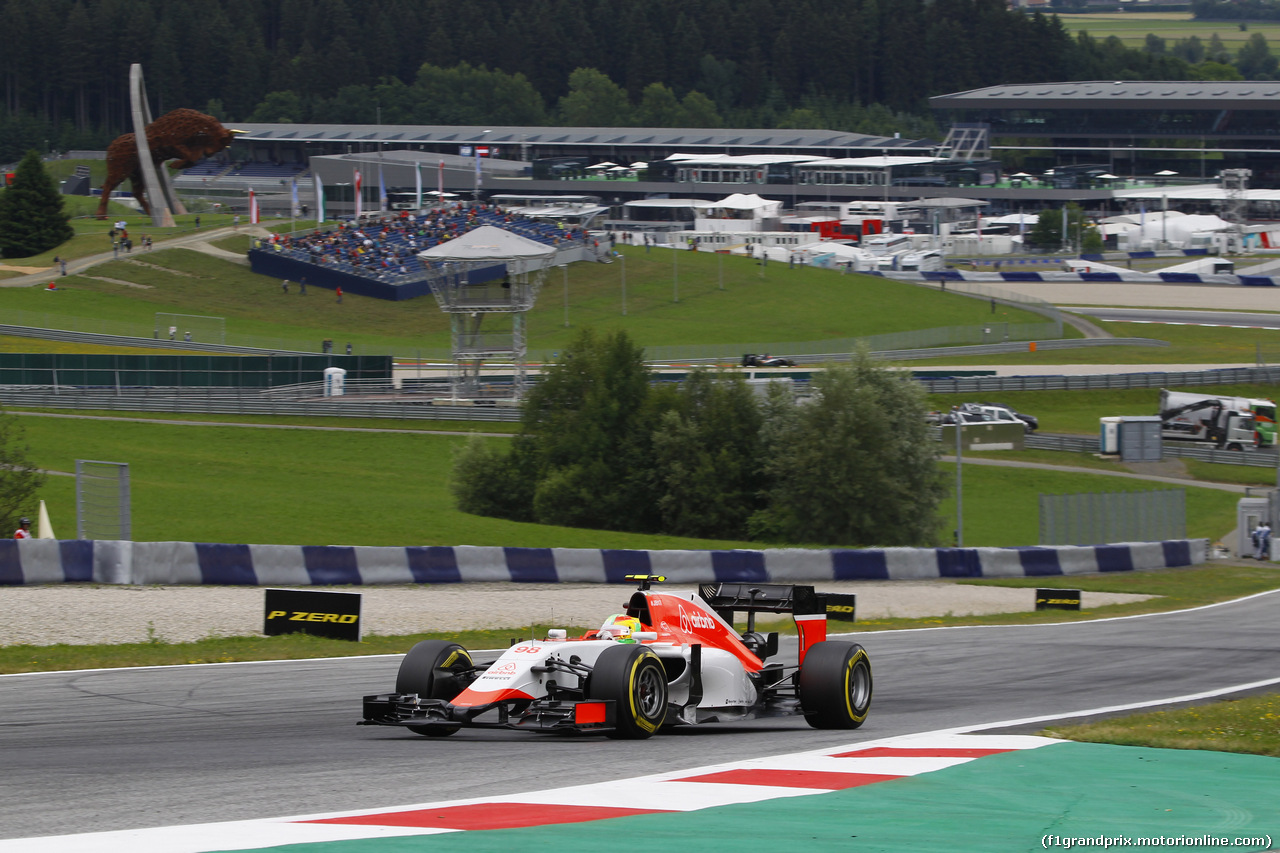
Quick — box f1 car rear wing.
[698,583,857,665]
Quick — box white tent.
[984,213,1039,226]
[1124,214,1234,245]
[713,193,779,210]
[1103,211,1187,225]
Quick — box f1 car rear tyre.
[396,640,472,737]
[587,644,668,740]
[798,641,872,729]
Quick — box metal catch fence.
[1039,489,1186,546]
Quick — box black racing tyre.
[1227,443,1244,451]
[798,641,872,729]
[396,640,472,737]
[587,644,668,740]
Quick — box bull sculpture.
[96,108,241,220]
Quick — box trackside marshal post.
[264,589,362,641]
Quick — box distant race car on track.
[741,353,796,367]
[361,576,871,739]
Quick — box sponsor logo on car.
[678,605,716,633]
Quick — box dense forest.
[0,0,1260,162]
[1193,0,1280,20]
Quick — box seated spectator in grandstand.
[270,204,584,285]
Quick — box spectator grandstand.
[248,202,591,300]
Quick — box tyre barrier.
[0,538,1206,586]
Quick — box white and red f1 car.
[361,576,871,739]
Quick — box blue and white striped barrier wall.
[0,539,1207,586]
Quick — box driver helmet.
[598,613,641,642]
[18,517,29,526]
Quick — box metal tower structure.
[419,227,556,400]
[1221,168,1252,253]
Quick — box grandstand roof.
[418,226,557,262]
[1114,184,1280,201]
[930,81,1280,111]
[234,123,930,152]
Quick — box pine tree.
[0,149,73,259]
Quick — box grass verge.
[0,245,1049,356]
[0,625,590,675]
[1041,693,1280,758]
[18,413,1243,546]
[914,321,1280,366]
[11,406,520,435]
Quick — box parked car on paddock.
[957,402,1037,433]
[927,410,990,426]
[976,402,1038,432]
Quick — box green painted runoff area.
[224,742,1279,853]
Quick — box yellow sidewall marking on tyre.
[844,651,870,723]
[631,653,660,733]
[441,650,470,669]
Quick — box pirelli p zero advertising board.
[1035,588,1082,612]
[819,592,857,623]
[264,589,362,641]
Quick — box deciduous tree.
[748,353,947,547]
[0,408,46,535]
[652,370,764,539]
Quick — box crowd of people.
[258,203,589,283]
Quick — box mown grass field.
[19,413,1242,548]
[1057,11,1280,53]
[0,187,306,281]
[0,244,1051,356]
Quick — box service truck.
[1158,389,1258,450]
[1159,389,1275,447]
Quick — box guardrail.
[922,364,1280,393]
[0,323,316,356]
[0,388,523,422]
[1162,443,1279,468]
[1024,433,1099,453]
[1027,432,1280,467]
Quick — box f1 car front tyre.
[798,641,872,729]
[588,644,668,740]
[396,640,472,737]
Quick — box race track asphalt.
[2,590,1277,841]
